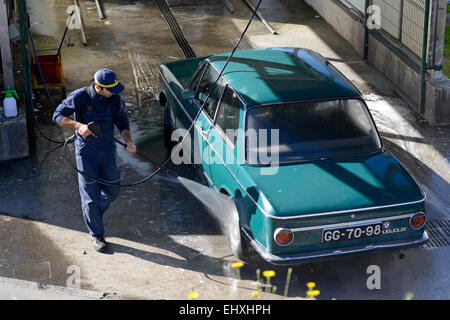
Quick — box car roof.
[208,48,361,108]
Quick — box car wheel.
[226,201,251,261]
[163,106,174,150]
[227,225,250,261]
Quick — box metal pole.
[94,0,105,20]
[364,0,370,60]
[56,10,75,58]
[241,0,277,35]
[419,0,431,114]
[398,0,404,41]
[74,0,87,45]
[0,0,15,89]
[223,0,234,13]
[17,0,35,152]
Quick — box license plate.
[322,223,383,243]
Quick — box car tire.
[227,225,250,261]
[226,202,251,261]
[163,106,174,150]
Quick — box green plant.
[444,24,450,78]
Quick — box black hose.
[109,135,178,177]
[63,133,177,188]
[64,120,179,187]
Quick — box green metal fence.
[344,0,429,66]
[366,0,427,60]
[361,0,431,113]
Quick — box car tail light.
[410,212,426,230]
[274,228,294,246]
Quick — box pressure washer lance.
[63,121,178,188]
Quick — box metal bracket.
[223,0,234,13]
[427,64,443,71]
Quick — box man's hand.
[120,130,136,153]
[76,123,93,137]
[125,142,137,153]
[59,117,92,137]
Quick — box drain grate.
[156,0,196,59]
[422,219,450,249]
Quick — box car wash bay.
[0,0,449,299]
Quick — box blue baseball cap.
[94,68,125,95]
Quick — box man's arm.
[120,129,136,153]
[59,117,92,137]
[53,89,92,137]
[114,97,135,153]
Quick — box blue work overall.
[74,91,121,236]
[53,85,130,236]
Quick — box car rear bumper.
[243,229,429,265]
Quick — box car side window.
[215,85,241,146]
[189,63,206,92]
[196,64,225,120]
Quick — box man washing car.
[53,68,136,253]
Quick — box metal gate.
[341,0,431,113]
[363,0,429,68]
[363,0,431,113]
[341,0,429,61]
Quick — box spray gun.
[68,121,99,140]
[74,121,132,153]
[87,121,99,138]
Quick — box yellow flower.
[306,290,320,297]
[252,290,260,297]
[306,282,316,289]
[262,270,276,293]
[404,292,414,300]
[231,261,245,279]
[262,270,276,278]
[187,291,199,300]
[231,261,245,268]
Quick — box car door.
[191,63,226,185]
[207,84,243,195]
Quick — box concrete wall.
[306,0,366,56]
[426,78,450,124]
[0,109,29,162]
[342,0,366,12]
[305,0,450,126]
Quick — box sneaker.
[91,234,108,253]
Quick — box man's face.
[95,84,114,98]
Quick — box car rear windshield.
[245,99,382,164]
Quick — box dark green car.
[157,48,428,264]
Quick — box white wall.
[340,0,365,12]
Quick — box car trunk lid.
[243,151,424,218]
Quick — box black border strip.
[156,0,196,59]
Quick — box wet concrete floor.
[0,0,449,299]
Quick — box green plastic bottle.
[2,86,19,118]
